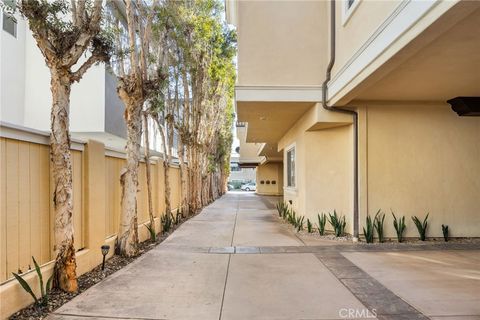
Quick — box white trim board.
[328,0,440,102]
[235,86,323,102]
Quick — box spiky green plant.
[442,224,449,242]
[144,222,157,242]
[12,256,53,306]
[295,216,304,232]
[392,211,406,243]
[317,213,327,235]
[161,212,174,233]
[374,209,385,243]
[363,214,374,243]
[412,213,429,241]
[307,219,313,233]
[328,210,346,237]
[276,201,288,217]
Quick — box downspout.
[321,0,359,240]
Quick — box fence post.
[83,139,106,271]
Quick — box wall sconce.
[101,245,110,271]
[447,97,480,116]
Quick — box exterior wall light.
[101,245,110,271]
[447,97,480,116]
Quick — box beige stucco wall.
[256,162,283,196]
[361,103,480,239]
[236,0,327,86]
[279,104,354,234]
[332,1,399,79]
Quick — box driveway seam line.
[314,253,430,320]
[51,312,167,320]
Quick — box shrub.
[12,256,53,306]
[307,219,313,233]
[374,209,385,243]
[317,213,327,235]
[363,214,374,243]
[442,224,449,242]
[161,212,174,233]
[412,213,429,241]
[328,210,346,237]
[392,211,406,243]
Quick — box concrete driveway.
[48,192,480,320]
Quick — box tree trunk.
[50,68,77,292]
[143,113,155,240]
[158,122,172,217]
[118,101,141,257]
[177,140,189,215]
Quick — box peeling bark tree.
[15,0,111,292]
[142,112,156,240]
[112,0,165,257]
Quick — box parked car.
[227,184,234,191]
[241,182,256,191]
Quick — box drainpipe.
[321,0,359,240]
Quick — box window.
[286,147,295,187]
[2,0,17,38]
[342,0,361,26]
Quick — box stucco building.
[227,0,480,239]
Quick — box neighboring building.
[227,0,480,238]
[0,2,169,154]
[234,122,283,195]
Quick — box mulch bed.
[9,214,193,320]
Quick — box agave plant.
[161,212,174,233]
[317,213,327,235]
[442,224,449,242]
[144,222,157,241]
[374,209,385,243]
[307,219,313,233]
[12,256,53,306]
[276,201,288,217]
[392,211,406,243]
[363,214,374,243]
[295,216,305,232]
[328,210,346,237]
[412,213,429,241]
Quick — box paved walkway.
[48,192,480,320]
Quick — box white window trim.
[342,0,361,26]
[285,143,296,190]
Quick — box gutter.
[321,0,359,240]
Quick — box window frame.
[342,0,361,26]
[286,144,296,189]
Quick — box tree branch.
[70,53,103,83]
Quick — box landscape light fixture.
[101,245,110,271]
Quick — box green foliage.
[295,216,304,232]
[317,213,327,236]
[161,212,174,233]
[307,219,313,233]
[392,211,406,243]
[328,210,346,237]
[363,214,374,243]
[276,201,288,218]
[12,256,53,306]
[412,213,429,241]
[145,222,157,242]
[374,209,385,243]
[442,224,449,242]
